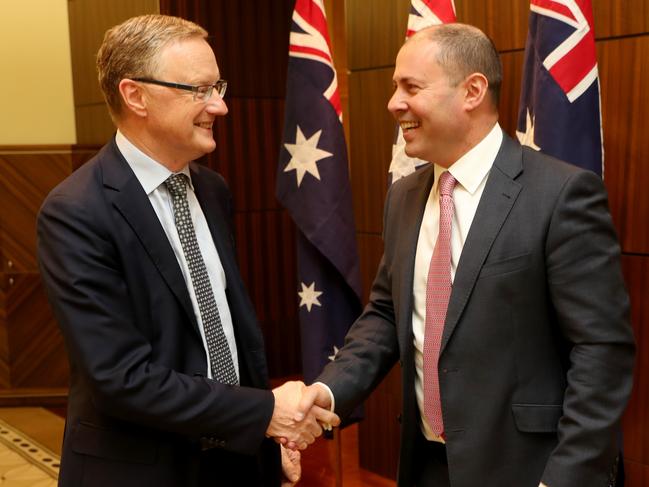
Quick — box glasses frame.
[131,78,227,101]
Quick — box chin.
[404,146,422,160]
[195,139,217,156]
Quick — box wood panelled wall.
[0,146,96,393]
[159,0,303,377]
[340,0,649,483]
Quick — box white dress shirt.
[413,123,503,442]
[115,130,239,381]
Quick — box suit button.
[397,414,402,423]
[442,368,448,373]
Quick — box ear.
[463,72,489,111]
[118,79,148,117]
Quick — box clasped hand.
[266,381,339,450]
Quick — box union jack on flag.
[276,0,362,390]
[517,0,603,176]
[389,0,457,182]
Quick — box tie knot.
[165,173,188,198]
[439,171,456,197]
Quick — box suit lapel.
[441,135,523,353]
[100,140,199,335]
[396,165,436,352]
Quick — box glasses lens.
[216,80,227,98]
[194,85,212,101]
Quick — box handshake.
[266,380,340,450]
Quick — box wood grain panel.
[346,0,410,71]
[598,36,649,254]
[233,210,301,378]
[349,68,395,235]
[4,274,68,388]
[455,0,529,52]
[0,149,72,273]
[499,50,525,138]
[358,365,401,480]
[593,0,649,39]
[0,273,10,387]
[325,0,352,150]
[621,255,649,466]
[208,97,286,212]
[625,459,649,486]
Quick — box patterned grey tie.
[165,173,238,385]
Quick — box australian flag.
[516,0,603,176]
[276,0,362,388]
[389,0,457,183]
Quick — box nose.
[387,88,405,118]
[205,95,228,116]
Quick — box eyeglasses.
[132,78,227,101]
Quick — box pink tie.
[423,171,457,437]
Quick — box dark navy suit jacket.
[38,138,280,486]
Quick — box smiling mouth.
[400,121,420,132]
[195,122,213,130]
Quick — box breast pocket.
[478,253,531,279]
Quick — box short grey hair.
[96,14,208,119]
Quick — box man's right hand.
[266,381,340,450]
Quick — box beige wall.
[0,0,76,145]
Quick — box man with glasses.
[37,14,337,487]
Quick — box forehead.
[157,37,219,80]
[393,39,441,81]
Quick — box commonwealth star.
[283,126,333,187]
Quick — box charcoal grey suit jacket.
[318,133,634,487]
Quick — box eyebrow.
[394,76,423,84]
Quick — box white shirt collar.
[435,122,503,194]
[115,130,193,195]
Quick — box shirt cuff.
[313,381,335,413]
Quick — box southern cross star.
[298,281,323,312]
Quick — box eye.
[195,85,211,99]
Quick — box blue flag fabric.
[276,0,362,385]
[516,0,603,176]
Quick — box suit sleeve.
[317,184,401,418]
[541,170,635,486]
[37,191,274,455]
